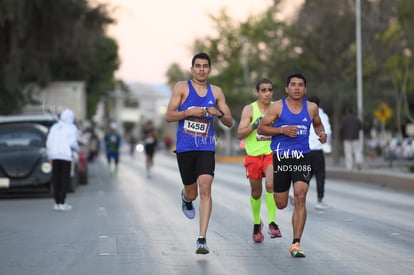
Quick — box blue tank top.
[270,98,311,157]
[176,80,216,153]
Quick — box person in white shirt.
[307,96,332,210]
[46,109,79,211]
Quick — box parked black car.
[0,114,87,194]
[0,123,53,194]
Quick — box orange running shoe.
[289,242,305,257]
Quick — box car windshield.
[0,125,46,148]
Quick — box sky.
[98,0,303,85]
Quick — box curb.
[216,156,245,163]
[326,168,414,192]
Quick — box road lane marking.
[98,235,117,256]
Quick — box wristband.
[217,110,224,118]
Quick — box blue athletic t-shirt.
[270,98,311,157]
[175,80,217,153]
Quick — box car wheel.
[68,179,74,192]
[49,183,54,196]
[69,176,79,193]
[68,172,78,193]
[79,169,88,185]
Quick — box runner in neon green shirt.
[237,78,282,243]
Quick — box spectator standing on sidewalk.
[340,108,363,170]
[46,109,79,211]
[237,78,282,243]
[307,96,332,210]
[165,52,233,254]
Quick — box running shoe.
[314,201,330,210]
[289,242,305,257]
[60,203,72,211]
[181,189,195,219]
[196,238,209,254]
[268,222,282,238]
[56,203,72,211]
[252,221,264,243]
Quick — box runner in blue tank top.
[257,73,327,258]
[166,52,233,254]
[175,79,216,152]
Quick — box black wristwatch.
[217,110,224,118]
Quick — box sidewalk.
[325,155,414,192]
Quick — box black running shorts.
[272,153,311,193]
[176,151,215,185]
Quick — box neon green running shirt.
[244,101,272,156]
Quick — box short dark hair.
[307,96,320,106]
[192,52,211,67]
[255,78,273,91]
[286,73,307,87]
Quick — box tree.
[395,0,414,127]
[0,0,119,116]
[189,5,290,123]
[166,63,190,90]
[164,0,414,155]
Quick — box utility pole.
[356,0,363,122]
[356,0,364,156]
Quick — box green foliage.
[395,0,414,51]
[166,63,191,89]
[165,0,414,139]
[0,0,119,116]
[291,0,357,107]
[189,7,291,122]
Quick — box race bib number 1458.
[183,117,210,138]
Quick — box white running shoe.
[60,203,72,211]
[315,202,330,210]
[53,204,61,211]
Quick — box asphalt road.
[0,150,413,275]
